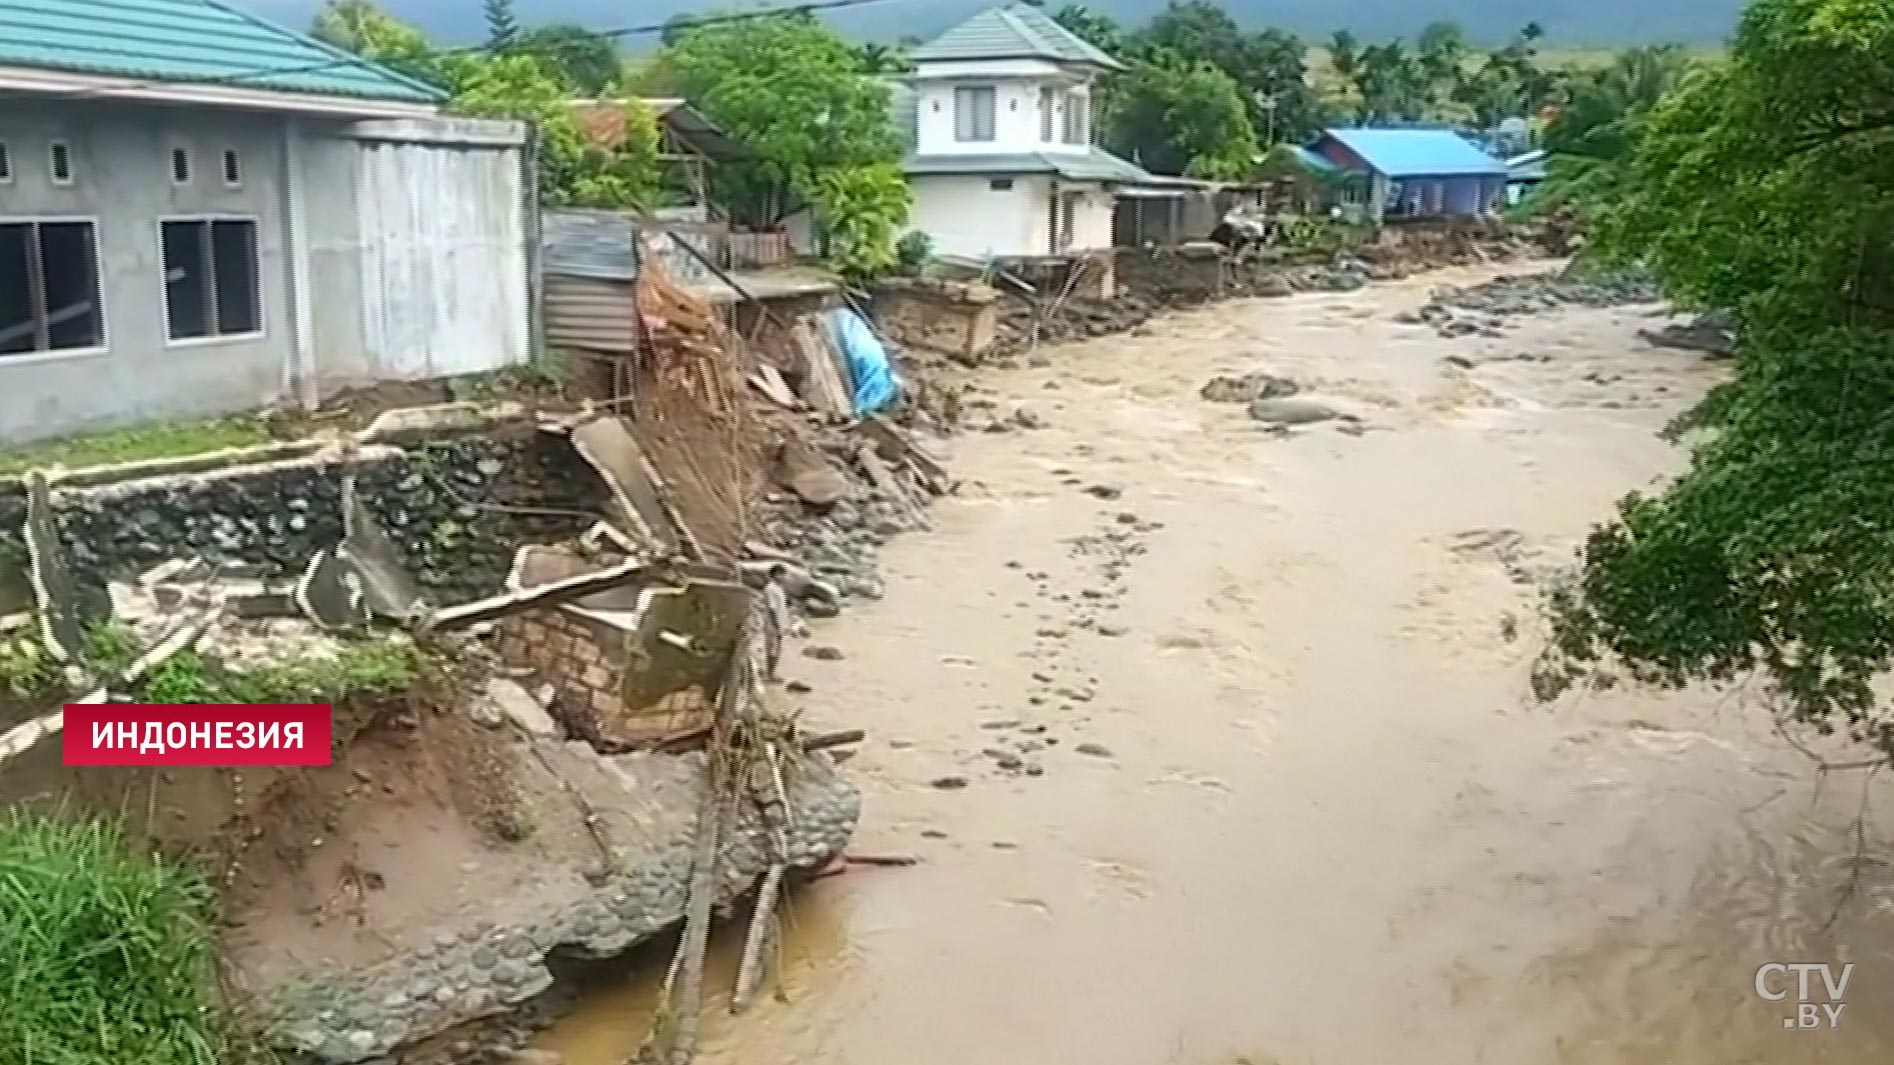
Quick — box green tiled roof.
[0,0,445,104]
[906,148,1153,184]
[912,4,1124,70]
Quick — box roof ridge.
[994,5,1057,57]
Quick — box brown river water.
[536,266,1894,1065]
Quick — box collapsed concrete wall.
[0,423,604,607]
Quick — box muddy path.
[538,266,1894,1065]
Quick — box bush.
[0,815,232,1065]
[894,230,934,275]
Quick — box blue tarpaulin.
[825,307,899,417]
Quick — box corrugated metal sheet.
[357,138,529,379]
[545,275,638,354]
[1319,129,1506,179]
[542,210,724,286]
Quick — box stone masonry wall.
[0,427,607,607]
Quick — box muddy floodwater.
[537,266,1894,1065]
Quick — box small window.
[49,141,72,185]
[222,149,241,188]
[0,220,105,356]
[954,85,996,143]
[988,178,1014,191]
[171,147,191,185]
[0,143,11,183]
[161,218,262,342]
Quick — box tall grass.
[0,814,227,1065]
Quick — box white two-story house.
[897,3,1153,261]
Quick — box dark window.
[954,85,996,142]
[222,149,241,187]
[0,143,11,183]
[171,147,191,184]
[161,218,261,341]
[0,220,105,356]
[988,178,1014,191]
[49,141,72,184]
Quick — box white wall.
[1069,185,1113,251]
[911,60,1096,158]
[908,174,1048,259]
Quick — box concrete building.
[897,3,1154,261]
[1305,128,1508,222]
[0,0,533,443]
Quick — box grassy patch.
[137,639,422,707]
[0,417,274,478]
[0,815,233,1065]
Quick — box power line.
[31,0,913,104]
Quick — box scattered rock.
[1096,623,1128,637]
[1074,742,1114,758]
[930,775,969,790]
[1200,371,1300,404]
[802,645,845,661]
[1085,484,1123,500]
[1247,397,1352,426]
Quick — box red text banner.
[61,704,333,766]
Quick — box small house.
[0,0,534,444]
[1505,149,1548,207]
[897,3,1155,261]
[1306,128,1507,222]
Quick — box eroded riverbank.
[538,265,1894,1065]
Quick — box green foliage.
[1530,46,1693,217]
[310,1,659,211]
[894,230,934,275]
[309,0,437,81]
[1106,54,1260,179]
[810,163,912,280]
[1131,1,1321,145]
[1536,0,1894,756]
[661,12,901,227]
[482,0,519,51]
[139,641,420,707]
[1052,4,1124,54]
[0,416,272,476]
[0,632,59,699]
[0,815,231,1065]
[512,24,623,95]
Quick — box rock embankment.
[1398,266,1662,338]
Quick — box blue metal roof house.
[0,0,535,444]
[1307,128,1508,222]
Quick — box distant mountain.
[249,0,1743,50]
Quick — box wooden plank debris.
[858,415,950,495]
[421,558,664,633]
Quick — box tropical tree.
[513,24,623,95]
[1106,52,1259,177]
[482,0,519,51]
[661,11,905,269]
[1536,0,1894,763]
[1533,45,1693,210]
[1052,3,1124,54]
[854,41,910,74]
[310,0,436,79]
[1131,1,1321,144]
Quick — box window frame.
[221,148,242,189]
[170,145,192,186]
[0,142,12,185]
[155,214,266,348]
[953,84,997,143]
[0,214,111,365]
